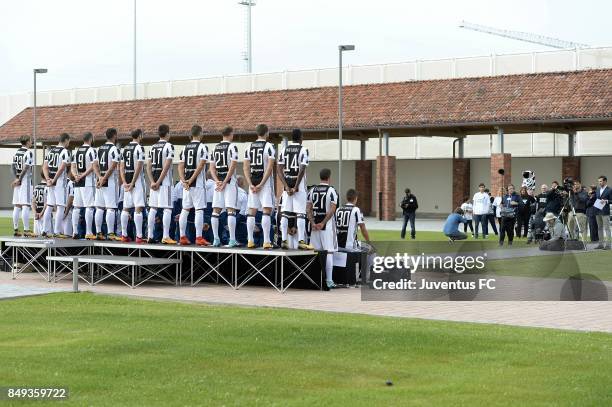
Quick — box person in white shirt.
[460,198,474,236]
[93,128,121,241]
[11,136,34,237]
[210,126,240,247]
[71,132,98,239]
[42,132,72,238]
[472,183,491,239]
[146,124,176,244]
[178,125,209,246]
[243,124,276,249]
[307,168,339,289]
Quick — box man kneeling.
[443,208,469,241]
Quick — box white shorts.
[247,184,274,210]
[95,185,119,209]
[281,190,307,214]
[213,183,239,210]
[34,217,45,236]
[123,180,146,209]
[149,185,173,209]
[74,186,96,208]
[12,183,32,206]
[310,223,338,252]
[47,182,67,207]
[183,186,206,210]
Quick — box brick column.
[562,156,581,182]
[376,156,396,220]
[452,159,470,210]
[490,153,512,194]
[355,161,372,215]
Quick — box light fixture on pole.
[338,44,355,202]
[33,68,48,185]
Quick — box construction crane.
[459,21,589,49]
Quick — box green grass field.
[1,293,611,406]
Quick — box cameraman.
[567,180,587,240]
[545,181,564,215]
[400,188,418,239]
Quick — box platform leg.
[72,259,79,293]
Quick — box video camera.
[558,177,575,193]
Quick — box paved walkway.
[0,283,68,299]
[2,272,611,333]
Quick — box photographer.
[539,212,565,251]
[586,185,599,243]
[567,180,588,240]
[545,181,564,215]
[400,188,418,239]
[499,184,520,246]
[443,207,468,241]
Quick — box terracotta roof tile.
[1,68,611,143]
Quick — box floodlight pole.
[33,68,47,185]
[133,0,137,99]
[338,45,355,202]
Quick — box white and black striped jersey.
[179,141,208,188]
[148,139,175,186]
[45,145,71,182]
[307,183,338,230]
[335,203,364,250]
[279,143,308,191]
[73,144,97,187]
[244,140,275,187]
[96,142,120,187]
[33,181,47,214]
[212,141,239,184]
[66,179,74,199]
[121,142,146,184]
[12,147,34,182]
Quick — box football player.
[120,129,146,243]
[93,128,121,240]
[31,174,48,237]
[71,132,97,239]
[11,136,34,236]
[42,132,72,238]
[335,189,370,251]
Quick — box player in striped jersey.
[93,128,121,240]
[31,177,48,237]
[178,125,209,246]
[335,189,370,251]
[120,129,147,243]
[71,132,97,239]
[12,136,34,236]
[42,132,72,238]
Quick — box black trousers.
[588,214,599,242]
[500,217,516,244]
[401,212,416,239]
[463,219,473,233]
[515,213,530,238]
[487,213,498,235]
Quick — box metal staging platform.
[0,236,322,293]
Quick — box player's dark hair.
[291,128,302,143]
[82,132,93,143]
[320,168,331,181]
[19,135,30,146]
[346,189,358,202]
[130,129,142,139]
[255,124,268,136]
[221,126,233,137]
[158,124,170,137]
[105,128,117,139]
[599,175,608,182]
[59,133,70,143]
[191,125,203,138]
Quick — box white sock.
[72,209,80,236]
[13,207,21,230]
[54,206,64,234]
[85,207,94,235]
[134,211,143,238]
[247,215,255,242]
[297,217,306,241]
[281,216,288,241]
[262,214,271,244]
[163,208,172,239]
[22,206,31,231]
[106,209,115,234]
[63,211,72,236]
[228,213,236,241]
[148,208,157,239]
[44,206,53,234]
[121,210,130,237]
[212,213,220,240]
[326,253,334,282]
[195,210,203,238]
[179,210,188,237]
[95,208,104,234]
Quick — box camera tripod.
[557,191,588,251]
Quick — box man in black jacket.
[400,188,418,239]
[567,180,588,240]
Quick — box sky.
[0,0,609,94]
